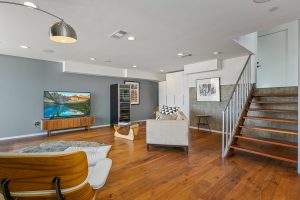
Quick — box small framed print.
[196,77,220,102]
[124,81,140,105]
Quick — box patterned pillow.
[161,105,179,115]
[156,112,177,120]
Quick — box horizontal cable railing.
[222,54,253,158]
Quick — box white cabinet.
[159,81,167,109]
[159,71,189,119]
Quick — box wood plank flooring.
[0,124,299,200]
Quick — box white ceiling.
[0,0,299,73]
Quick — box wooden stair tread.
[250,101,298,105]
[247,108,298,114]
[253,93,298,97]
[235,135,298,149]
[240,125,298,135]
[243,116,298,124]
[231,144,297,164]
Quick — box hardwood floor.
[0,124,299,200]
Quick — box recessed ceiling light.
[132,65,137,68]
[177,52,192,58]
[90,57,96,61]
[23,1,38,8]
[128,36,135,41]
[253,0,272,3]
[213,51,221,55]
[160,69,164,72]
[20,45,29,49]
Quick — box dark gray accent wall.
[0,55,158,138]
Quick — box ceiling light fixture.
[253,0,272,3]
[23,1,37,8]
[90,57,96,61]
[132,65,137,68]
[0,1,77,44]
[160,69,164,72]
[213,51,221,55]
[20,45,29,49]
[128,36,135,41]
[177,52,192,58]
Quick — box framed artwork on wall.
[124,81,140,105]
[196,77,220,102]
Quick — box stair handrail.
[222,54,253,158]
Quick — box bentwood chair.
[0,151,112,200]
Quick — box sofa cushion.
[156,112,177,120]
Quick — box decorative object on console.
[110,84,131,124]
[124,81,140,105]
[196,77,220,102]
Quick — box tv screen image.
[44,91,91,118]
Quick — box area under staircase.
[222,54,298,164]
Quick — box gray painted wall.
[190,85,234,131]
[0,55,158,138]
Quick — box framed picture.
[196,77,220,102]
[124,81,140,105]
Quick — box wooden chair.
[0,151,110,200]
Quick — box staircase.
[222,55,298,165]
[231,92,298,164]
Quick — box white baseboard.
[189,126,222,134]
[0,132,47,141]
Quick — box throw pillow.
[156,111,177,120]
[161,105,179,115]
[176,111,187,120]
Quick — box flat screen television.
[44,91,91,119]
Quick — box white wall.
[187,56,249,87]
[63,61,165,82]
[233,32,258,54]
[258,20,299,87]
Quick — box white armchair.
[146,119,189,153]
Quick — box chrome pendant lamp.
[0,1,77,43]
[50,21,77,43]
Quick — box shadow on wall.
[189,85,235,132]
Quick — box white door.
[257,30,288,88]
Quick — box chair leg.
[184,147,189,154]
[147,144,150,151]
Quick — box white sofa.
[146,119,190,153]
